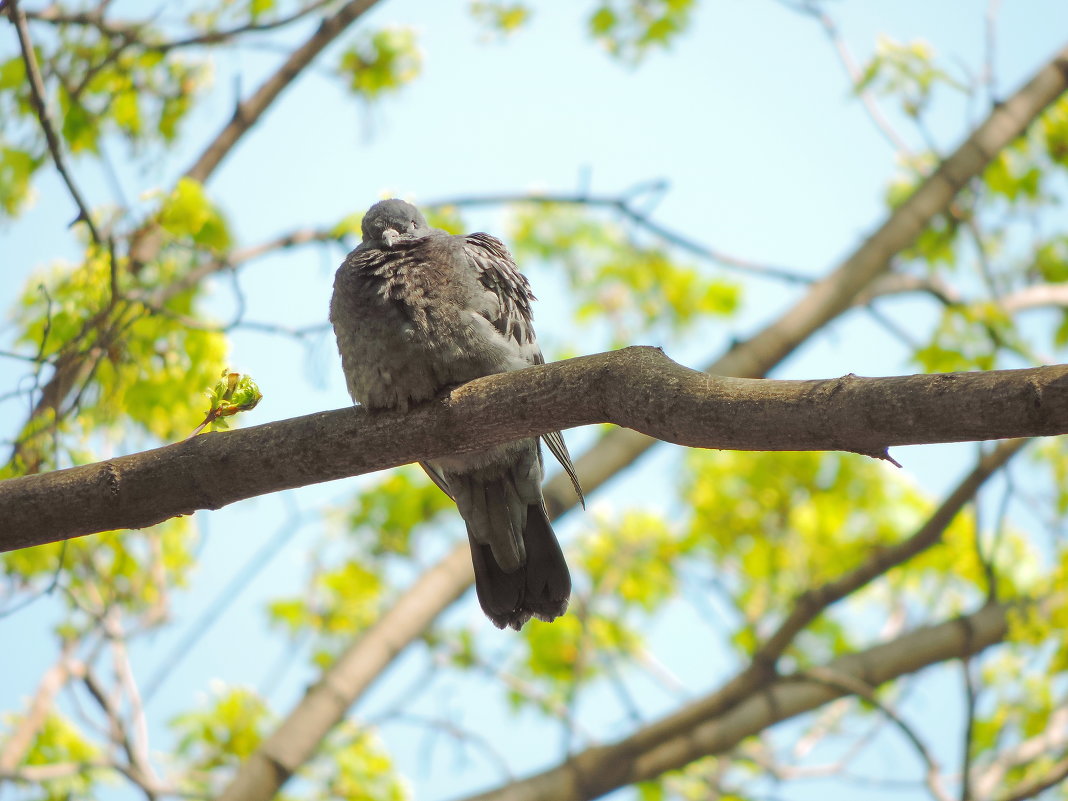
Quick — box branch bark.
[3,348,1066,552]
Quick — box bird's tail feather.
[468,502,570,630]
[452,472,526,572]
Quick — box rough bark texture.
[2,349,1066,552]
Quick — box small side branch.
[7,0,102,244]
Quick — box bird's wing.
[462,233,537,350]
[462,233,585,507]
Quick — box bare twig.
[790,1,914,155]
[142,505,308,702]
[0,540,66,618]
[8,0,102,245]
[106,615,158,794]
[184,0,384,182]
[385,714,514,781]
[799,666,953,801]
[997,754,1068,801]
[985,0,1003,104]
[429,190,813,284]
[959,656,979,801]
[25,0,335,53]
[972,706,1068,797]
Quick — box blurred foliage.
[590,0,696,62]
[6,239,229,474]
[267,467,452,666]
[338,27,422,100]
[304,723,408,801]
[2,518,197,634]
[856,36,966,118]
[510,202,740,345]
[470,1,532,37]
[0,33,207,222]
[171,684,272,795]
[0,713,102,801]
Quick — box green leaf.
[0,56,26,90]
[160,178,213,237]
[112,90,143,137]
[60,95,100,154]
[590,6,617,34]
[159,177,232,249]
[171,685,272,778]
[309,724,407,801]
[511,203,740,343]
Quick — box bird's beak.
[381,228,400,248]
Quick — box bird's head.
[361,199,430,249]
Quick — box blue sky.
[2,1,1068,799]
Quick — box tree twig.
[8,0,102,244]
[184,0,384,182]
[430,190,813,284]
[460,601,1018,801]
[799,666,953,801]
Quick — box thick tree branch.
[2,348,1066,552]
[460,602,1015,801]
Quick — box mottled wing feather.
[462,233,536,348]
[463,233,585,507]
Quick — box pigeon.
[330,198,584,629]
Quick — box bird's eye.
[410,220,417,229]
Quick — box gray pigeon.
[330,198,584,629]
